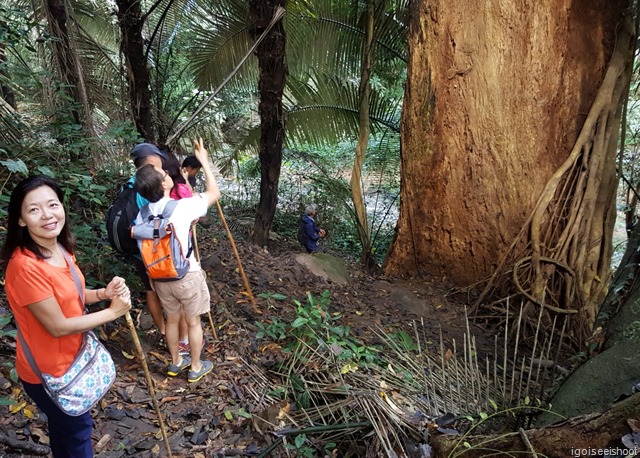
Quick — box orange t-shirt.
[5,248,84,384]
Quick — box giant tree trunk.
[45,0,94,143]
[385,0,631,338]
[250,0,287,248]
[115,0,155,143]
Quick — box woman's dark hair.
[182,155,202,169]
[1,175,76,262]
[165,153,186,186]
[134,164,165,203]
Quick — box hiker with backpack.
[132,138,220,382]
[106,143,168,340]
[298,204,326,254]
[106,143,190,349]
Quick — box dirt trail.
[0,229,483,457]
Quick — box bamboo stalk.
[215,201,260,315]
[124,312,172,457]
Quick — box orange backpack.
[131,200,191,281]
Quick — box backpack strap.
[148,200,194,259]
[139,204,152,222]
[161,200,193,259]
[160,199,179,218]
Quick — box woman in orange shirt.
[2,175,132,458]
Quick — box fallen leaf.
[277,403,291,420]
[9,401,25,414]
[355,310,363,316]
[31,426,49,444]
[23,404,38,419]
[340,362,358,374]
[121,350,135,360]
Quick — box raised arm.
[193,138,221,208]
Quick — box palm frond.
[187,0,258,91]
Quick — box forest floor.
[0,220,495,458]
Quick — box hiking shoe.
[167,356,191,377]
[187,360,213,383]
[178,338,206,356]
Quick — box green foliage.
[0,313,18,407]
[256,317,288,342]
[386,329,419,352]
[284,434,315,457]
[256,290,380,365]
[0,314,16,339]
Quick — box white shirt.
[135,195,208,272]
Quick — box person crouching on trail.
[133,138,220,383]
[298,204,326,254]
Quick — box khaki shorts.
[154,270,211,317]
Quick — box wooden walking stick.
[124,312,173,457]
[215,201,260,315]
[192,224,218,339]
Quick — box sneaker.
[187,360,213,383]
[178,338,206,356]
[167,356,191,377]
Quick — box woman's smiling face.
[18,185,66,244]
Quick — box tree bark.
[0,42,16,109]
[45,0,94,143]
[115,0,155,143]
[385,0,626,286]
[431,392,640,457]
[250,0,287,247]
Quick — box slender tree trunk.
[45,0,94,143]
[115,0,155,143]
[350,0,378,272]
[250,0,287,247]
[0,42,16,109]
[385,0,630,336]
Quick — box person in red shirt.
[2,175,131,458]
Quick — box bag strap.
[17,328,44,382]
[18,246,86,383]
[59,245,85,309]
[159,200,193,256]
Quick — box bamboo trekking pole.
[192,224,218,339]
[124,312,172,457]
[215,201,260,315]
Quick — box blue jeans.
[21,379,93,458]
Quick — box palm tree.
[248,0,287,247]
[44,0,95,141]
[115,0,156,142]
[185,0,408,257]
